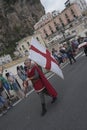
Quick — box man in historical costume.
[24,59,58,116]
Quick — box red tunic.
[27,65,58,97]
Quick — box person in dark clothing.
[52,48,63,65]
[0,80,12,113]
[65,45,76,64]
[83,46,87,56]
[83,38,87,56]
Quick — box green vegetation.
[0,40,17,58]
[4,0,16,5]
[0,47,15,57]
[14,25,21,33]
[0,0,44,58]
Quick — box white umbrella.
[78,42,87,49]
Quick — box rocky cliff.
[0,0,45,56]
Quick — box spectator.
[16,66,30,95]
[83,37,87,56]
[52,48,63,65]
[65,44,76,65]
[0,81,12,116]
[5,73,25,99]
[0,68,13,98]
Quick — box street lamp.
[59,25,66,40]
[56,24,66,42]
[56,24,71,46]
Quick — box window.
[59,17,63,23]
[49,25,54,33]
[65,13,68,18]
[85,32,87,36]
[45,33,48,37]
[70,9,76,17]
[59,18,65,26]
[36,37,39,41]
[27,42,30,45]
[43,29,48,37]
[71,9,74,14]
[67,19,70,23]
[22,45,25,50]
[54,21,57,26]
[69,23,73,27]
[72,30,76,33]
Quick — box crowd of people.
[52,41,77,65]
[51,37,87,65]
[78,36,87,56]
[0,59,58,117]
[0,65,32,116]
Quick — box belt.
[31,78,40,84]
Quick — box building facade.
[34,3,82,40]
[65,0,87,12]
[16,33,46,56]
[0,55,12,65]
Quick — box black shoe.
[41,109,47,116]
[74,60,76,62]
[51,97,57,104]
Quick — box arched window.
[49,25,54,34]
[36,37,40,41]
[27,42,30,46]
[22,45,25,50]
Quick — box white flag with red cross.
[29,38,64,79]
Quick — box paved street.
[0,51,87,130]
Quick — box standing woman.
[5,73,25,99]
[16,66,29,95]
